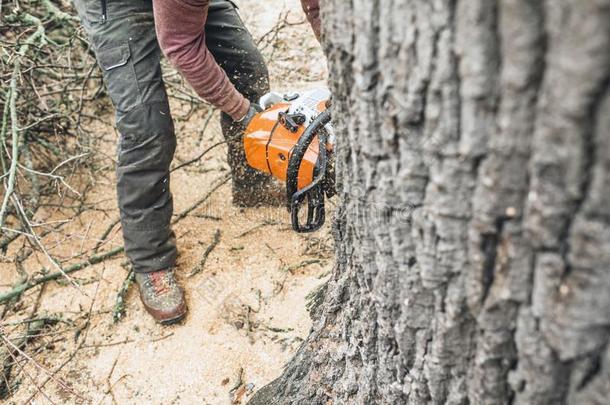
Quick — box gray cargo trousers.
[73,0,270,272]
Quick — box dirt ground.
[0,1,331,403]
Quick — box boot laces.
[147,271,174,296]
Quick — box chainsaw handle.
[290,132,327,233]
[291,186,325,233]
[287,109,331,233]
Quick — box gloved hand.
[236,103,263,129]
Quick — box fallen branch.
[0,247,124,305]
[10,194,87,296]
[20,258,107,403]
[112,270,134,323]
[0,319,53,398]
[0,176,231,305]
[282,259,322,274]
[236,219,281,239]
[171,137,230,173]
[189,229,222,277]
[93,217,121,252]
[41,0,80,21]
[229,366,245,395]
[0,0,100,260]
[0,318,73,401]
[171,174,230,224]
[0,68,21,229]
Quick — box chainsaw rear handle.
[286,109,332,233]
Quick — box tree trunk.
[250,0,610,404]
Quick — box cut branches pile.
[0,0,100,242]
[0,1,105,290]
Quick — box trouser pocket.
[97,43,141,113]
[93,11,166,116]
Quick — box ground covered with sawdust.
[0,1,331,403]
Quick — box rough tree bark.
[251,0,610,404]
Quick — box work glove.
[236,103,263,129]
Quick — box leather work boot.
[135,269,187,325]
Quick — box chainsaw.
[243,88,335,233]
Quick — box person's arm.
[301,0,321,40]
[153,0,249,121]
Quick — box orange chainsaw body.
[244,101,330,191]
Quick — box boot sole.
[159,311,187,325]
[138,290,188,326]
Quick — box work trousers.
[73,0,270,272]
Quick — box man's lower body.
[73,0,272,323]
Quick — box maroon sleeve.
[153,0,249,120]
[301,0,321,40]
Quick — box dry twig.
[189,229,222,277]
